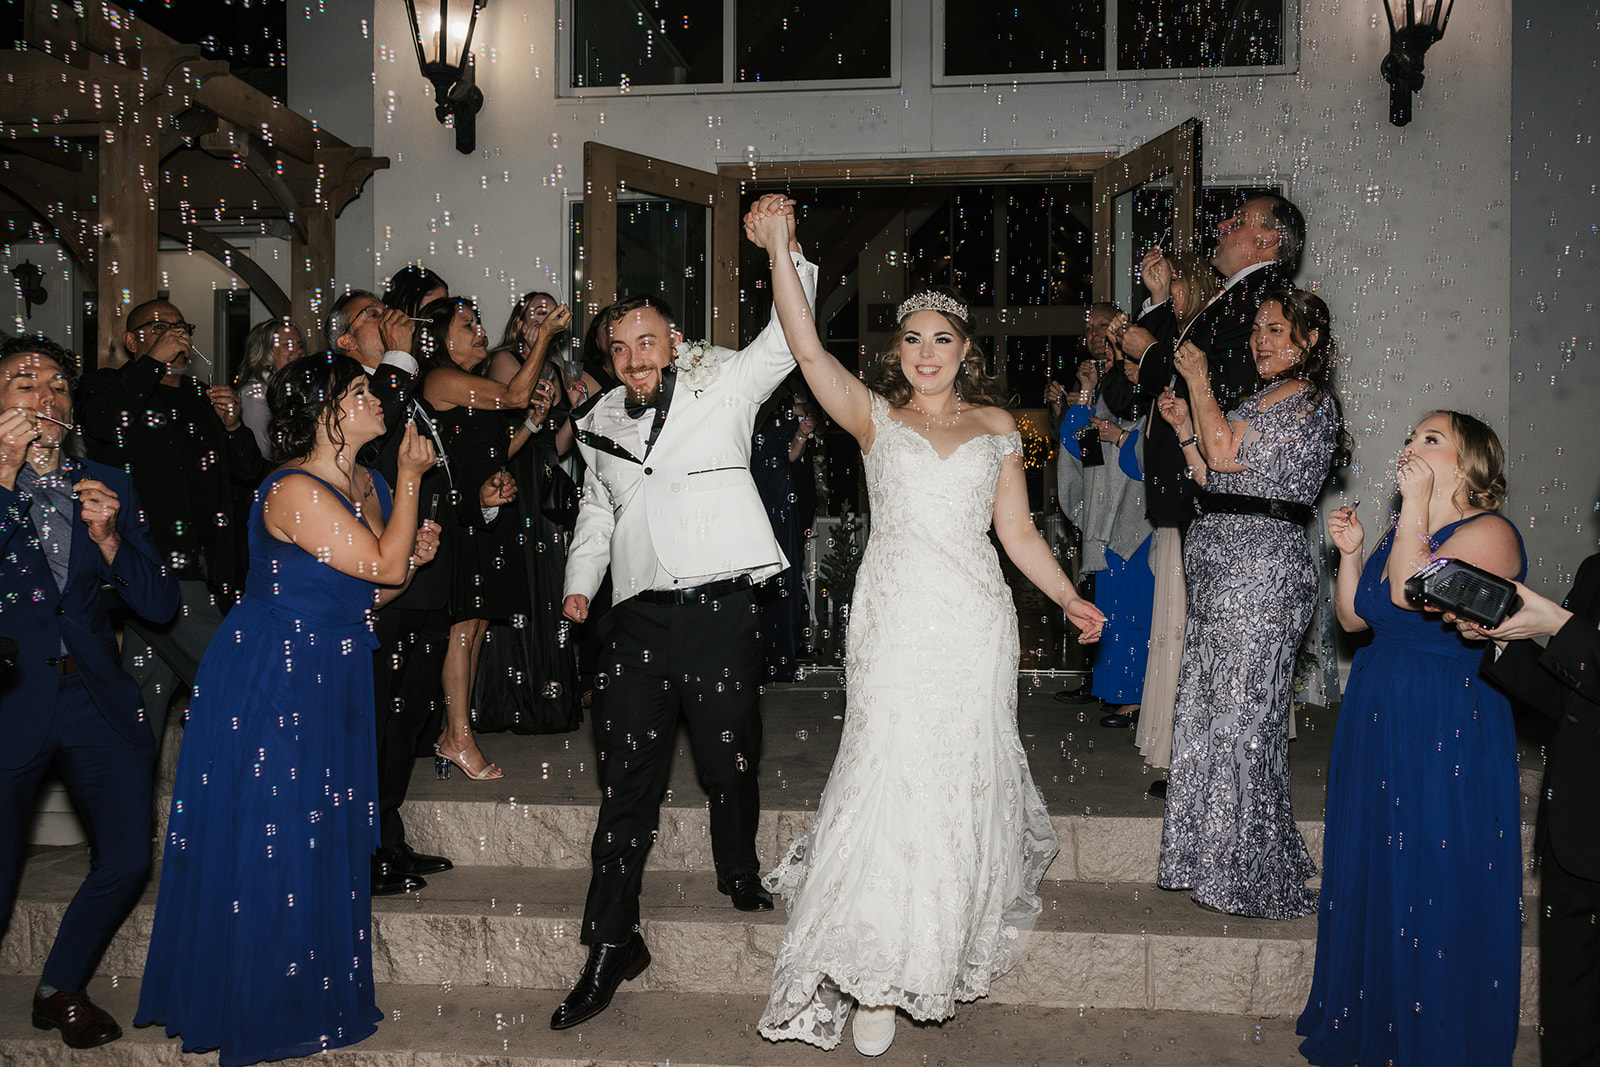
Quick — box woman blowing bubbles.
[1298,411,1524,1067]
[137,355,441,1066]
[746,200,1104,1057]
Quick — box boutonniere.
[672,340,720,398]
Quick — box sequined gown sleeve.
[1156,386,1337,919]
[758,393,1060,1049]
[136,469,388,1065]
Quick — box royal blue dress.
[137,469,388,1066]
[1297,513,1525,1066]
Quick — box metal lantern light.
[403,0,487,154]
[1380,0,1454,127]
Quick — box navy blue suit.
[0,457,178,992]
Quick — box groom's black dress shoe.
[717,871,774,911]
[371,854,425,896]
[385,842,453,876]
[549,934,651,1030]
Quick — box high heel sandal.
[434,745,504,781]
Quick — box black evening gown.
[472,398,583,734]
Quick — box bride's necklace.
[906,393,962,432]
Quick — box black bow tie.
[624,397,654,419]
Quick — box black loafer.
[1053,687,1098,704]
[550,934,651,1030]
[1099,709,1139,728]
[390,842,453,876]
[371,856,425,896]
[1147,778,1168,798]
[716,871,774,911]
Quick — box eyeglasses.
[131,319,196,337]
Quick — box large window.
[569,0,894,91]
[940,0,1289,81]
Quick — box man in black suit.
[326,291,512,895]
[1122,193,1305,526]
[0,338,179,1047]
[1458,554,1600,1067]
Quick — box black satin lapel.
[575,426,643,465]
[645,368,676,455]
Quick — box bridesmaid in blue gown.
[136,355,439,1065]
[1298,410,1526,1066]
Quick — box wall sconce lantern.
[11,261,48,319]
[1381,0,1454,127]
[403,0,487,154]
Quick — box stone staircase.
[1,681,1543,1065]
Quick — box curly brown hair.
[870,289,1012,409]
[1260,288,1352,468]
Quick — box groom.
[553,194,816,1030]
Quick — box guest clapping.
[1298,411,1525,1066]
[1155,289,1346,919]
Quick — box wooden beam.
[0,165,98,272]
[720,153,1115,188]
[293,206,337,349]
[193,76,319,163]
[157,219,291,319]
[96,117,159,365]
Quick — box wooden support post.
[96,116,159,368]
[294,205,337,349]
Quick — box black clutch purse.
[1404,557,1523,628]
[1075,424,1104,467]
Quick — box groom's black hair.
[601,293,677,338]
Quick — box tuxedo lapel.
[576,392,644,465]
[644,367,676,457]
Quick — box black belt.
[633,573,756,605]
[1197,492,1315,527]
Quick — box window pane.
[944,1,1106,77]
[737,0,891,82]
[572,0,722,88]
[1117,0,1283,70]
[615,196,709,339]
[1004,185,1093,308]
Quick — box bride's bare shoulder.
[967,405,1017,436]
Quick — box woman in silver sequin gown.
[1154,290,1344,919]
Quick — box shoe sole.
[32,1014,122,1050]
[548,949,652,1031]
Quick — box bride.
[747,202,1105,1056]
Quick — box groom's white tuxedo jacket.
[564,253,818,606]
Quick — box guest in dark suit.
[74,300,263,742]
[0,338,179,1048]
[1121,193,1304,526]
[1457,554,1600,1067]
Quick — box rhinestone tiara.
[896,291,969,323]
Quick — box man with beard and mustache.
[551,193,816,1031]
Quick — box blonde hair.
[1425,409,1507,511]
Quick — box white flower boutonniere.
[672,340,721,398]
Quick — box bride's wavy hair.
[870,287,1013,409]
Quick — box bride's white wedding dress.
[758,393,1060,1048]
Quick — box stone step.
[2,851,1539,1021]
[0,975,1541,1067]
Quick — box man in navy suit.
[0,338,179,1048]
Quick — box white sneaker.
[851,1003,896,1056]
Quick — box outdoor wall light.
[1380,0,1454,127]
[403,0,487,154]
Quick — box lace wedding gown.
[758,393,1059,1048]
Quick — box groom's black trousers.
[581,586,763,945]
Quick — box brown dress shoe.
[32,988,123,1049]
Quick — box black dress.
[432,398,527,623]
[471,396,583,734]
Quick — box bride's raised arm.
[747,202,875,451]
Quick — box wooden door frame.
[1090,118,1201,303]
[583,142,742,347]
